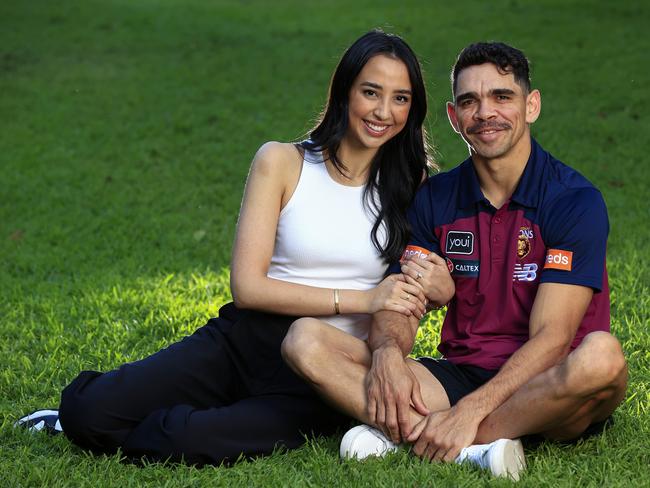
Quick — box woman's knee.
[281,318,327,377]
[59,371,124,452]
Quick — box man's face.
[447,63,540,162]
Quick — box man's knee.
[556,332,627,399]
[577,332,627,390]
[281,318,327,380]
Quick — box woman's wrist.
[337,289,372,315]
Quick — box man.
[281,42,627,481]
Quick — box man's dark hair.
[451,42,531,96]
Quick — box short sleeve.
[387,180,441,275]
[539,188,608,291]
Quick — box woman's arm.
[230,142,424,317]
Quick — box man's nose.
[474,100,497,120]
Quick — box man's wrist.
[373,339,402,357]
[456,394,493,420]
[426,299,447,311]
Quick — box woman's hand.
[401,253,455,308]
[367,274,427,317]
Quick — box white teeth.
[366,121,388,132]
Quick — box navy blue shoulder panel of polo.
[392,139,610,369]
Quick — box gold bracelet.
[334,289,340,315]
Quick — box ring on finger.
[416,272,423,280]
[403,293,411,301]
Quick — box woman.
[17,30,434,466]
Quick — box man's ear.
[526,89,541,124]
[446,101,461,134]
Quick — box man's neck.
[471,136,532,210]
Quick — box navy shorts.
[417,357,614,443]
[416,357,498,406]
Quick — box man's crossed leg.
[282,318,626,478]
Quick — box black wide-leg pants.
[59,303,350,466]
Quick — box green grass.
[1,0,649,486]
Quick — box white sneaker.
[456,438,526,481]
[340,425,399,460]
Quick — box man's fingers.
[396,398,413,440]
[384,399,400,443]
[407,417,427,443]
[425,444,440,462]
[367,396,377,425]
[443,446,461,463]
[412,432,429,457]
[375,397,386,431]
[410,380,430,416]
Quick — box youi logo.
[445,231,474,255]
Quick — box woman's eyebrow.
[360,81,411,94]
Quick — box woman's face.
[344,54,412,152]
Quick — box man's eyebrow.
[360,81,412,94]
[491,88,516,96]
[455,88,517,103]
[455,91,477,103]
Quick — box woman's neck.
[331,137,378,182]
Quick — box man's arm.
[368,309,420,356]
[408,282,593,461]
[365,253,452,443]
[366,309,429,443]
[365,179,444,441]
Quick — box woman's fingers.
[403,281,426,302]
[402,258,431,281]
[398,282,426,314]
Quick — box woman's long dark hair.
[301,29,435,263]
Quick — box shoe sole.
[489,439,526,481]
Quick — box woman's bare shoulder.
[251,141,303,175]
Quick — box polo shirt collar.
[458,137,546,209]
[510,137,545,208]
[458,158,486,208]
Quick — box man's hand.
[366,344,429,443]
[407,403,480,462]
[401,253,454,308]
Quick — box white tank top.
[267,149,387,339]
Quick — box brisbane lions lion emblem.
[517,226,533,259]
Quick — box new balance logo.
[513,263,538,282]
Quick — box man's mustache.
[467,122,512,134]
